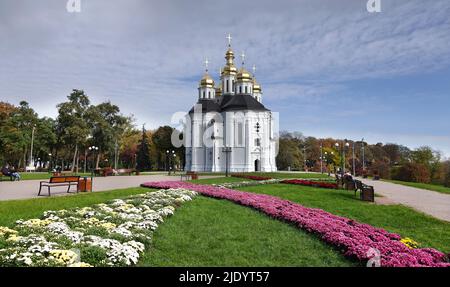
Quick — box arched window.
[208,91,211,98]
[226,80,229,92]
[239,86,242,94]
[203,91,205,98]
[245,86,248,94]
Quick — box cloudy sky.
[1,0,450,156]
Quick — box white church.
[184,35,277,173]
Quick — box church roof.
[188,99,221,114]
[220,94,269,112]
[189,94,269,114]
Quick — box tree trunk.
[96,153,100,169]
[71,145,78,172]
[83,150,87,173]
[75,153,80,174]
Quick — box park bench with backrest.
[354,179,375,202]
[38,176,81,196]
[116,169,136,176]
[181,171,198,181]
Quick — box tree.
[7,101,39,168]
[276,137,302,170]
[136,126,151,171]
[152,126,176,170]
[87,101,130,169]
[56,90,91,172]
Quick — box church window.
[203,91,205,98]
[245,86,248,94]
[226,80,229,92]
[208,91,211,98]
[237,122,243,146]
[239,86,242,94]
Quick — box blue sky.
[1,0,450,156]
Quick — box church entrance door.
[254,159,260,172]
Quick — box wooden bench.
[180,173,193,181]
[1,174,13,182]
[354,180,375,202]
[94,168,114,177]
[180,171,198,181]
[116,169,135,176]
[38,176,81,196]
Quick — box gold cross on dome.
[241,51,245,66]
[252,65,256,75]
[226,33,232,46]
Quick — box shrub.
[392,163,431,183]
[444,166,450,188]
[371,161,391,179]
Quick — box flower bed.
[282,179,338,189]
[0,188,197,267]
[213,179,282,189]
[231,174,273,181]
[141,181,450,267]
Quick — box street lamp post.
[222,147,232,177]
[48,153,52,172]
[335,141,349,175]
[320,142,323,174]
[352,141,356,176]
[166,150,175,175]
[88,146,99,192]
[29,125,36,170]
[361,138,366,174]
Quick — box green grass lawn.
[235,183,450,253]
[139,196,355,267]
[384,179,450,195]
[249,172,332,179]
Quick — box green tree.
[152,126,176,170]
[56,90,91,172]
[87,101,130,169]
[136,126,151,171]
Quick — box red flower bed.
[282,179,338,189]
[232,174,273,181]
[141,181,450,267]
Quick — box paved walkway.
[360,178,450,222]
[0,175,222,201]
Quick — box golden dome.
[221,47,237,76]
[215,87,222,97]
[236,67,253,82]
[221,64,237,76]
[199,73,215,88]
[253,78,262,92]
[225,48,235,60]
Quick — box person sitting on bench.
[1,165,20,181]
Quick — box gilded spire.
[199,57,214,88]
[252,65,261,92]
[222,34,237,76]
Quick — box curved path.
[0,174,222,201]
[360,178,450,222]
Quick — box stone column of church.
[245,117,251,172]
[191,114,203,172]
